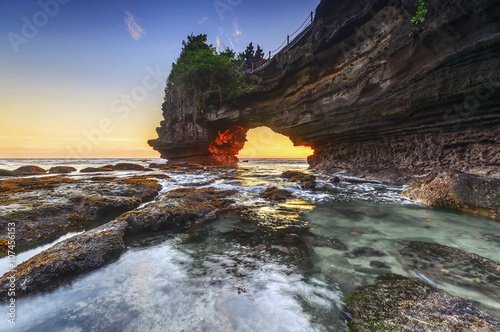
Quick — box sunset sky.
[0,0,319,159]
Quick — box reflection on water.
[2,159,500,331]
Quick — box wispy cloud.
[124,11,145,41]
[232,20,242,44]
[216,36,220,52]
[198,17,208,24]
[233,21,242,37]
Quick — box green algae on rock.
[120,188,235,233]
[0,175,162,255]
[396,241,500,305]
[0,220,127,301]
[345,274,500,332]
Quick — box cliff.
[149,0,500,180]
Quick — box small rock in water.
[49,166,77,174]
[344,246,386,258]
[260,187,293,202]
[281,170,317,190]
[148,163,164,168]
[113,163,148,171]
[329,176,341,183]
[80,167,114,173]
[369,260,391,269]
[13,165,47,175]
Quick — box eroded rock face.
[345,274,500,332]
[402,170,500,219]
[149,0,500,176]
[0,220,127,301]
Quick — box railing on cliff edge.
[245,11,315,74]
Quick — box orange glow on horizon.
[237,127,314,159]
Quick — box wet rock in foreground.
[402,170,500,220]
[0,220,127,301]
[0,175,162,255]
[121,188,235,232]
[396,241,500,304]
[345,274,500,332]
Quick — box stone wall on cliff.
[149,0,500,177]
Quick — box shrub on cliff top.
[166,33,244,109]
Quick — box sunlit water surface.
[1,159,500,331]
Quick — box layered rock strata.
[149,0,500,179]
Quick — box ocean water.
[1,158,500,331]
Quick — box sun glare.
[237,127,314,159]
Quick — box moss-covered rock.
[402,170,500,219]
[0,175,162,255]
[121,187,235,232]
[345,274,500,331]
[0,220,127,301]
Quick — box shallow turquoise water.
[1,159,500,331]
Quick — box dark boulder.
[80,167,114,173]
[12,166,46,175]
[403,170,500,219]
[49,166,77,174]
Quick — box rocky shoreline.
[1,162,500,330]
[0,164,237,301]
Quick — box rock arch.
[149,0,500,176]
